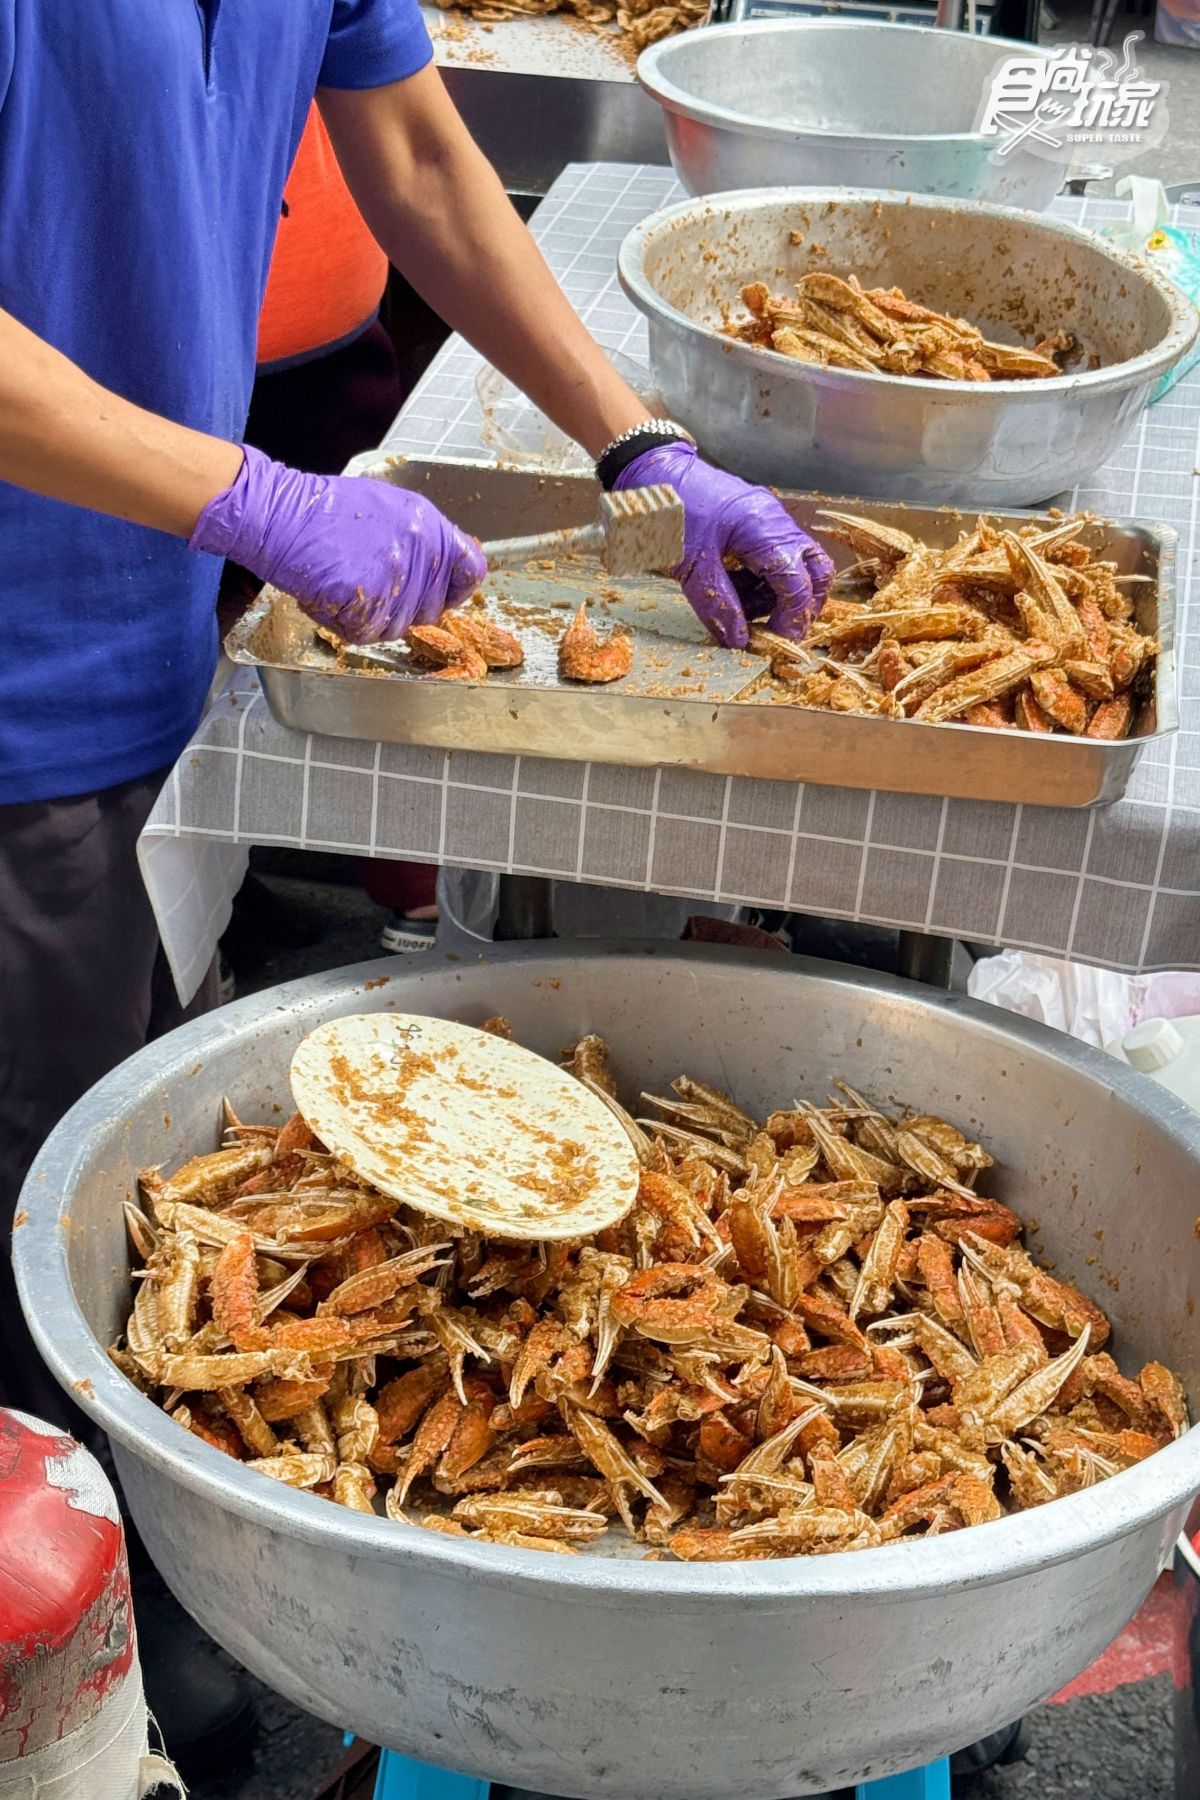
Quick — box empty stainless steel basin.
[638,22,1063,211]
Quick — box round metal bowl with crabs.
[14,944,1200,1798]
[617,188,1198,507]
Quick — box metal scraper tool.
[316,484,685,676]
[483,483,684,576]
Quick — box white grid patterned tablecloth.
[141,165,1200,1001]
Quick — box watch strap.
[595,419,694,491]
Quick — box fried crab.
[113,1039,1187,1559]
[732,273,1080,383]
[751,510,1158,738]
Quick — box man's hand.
[614,443,835,649]
[190,447,486,643]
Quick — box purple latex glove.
[189,445,486,643]
[615,442,834,650]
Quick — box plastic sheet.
[1103,176,1200,400]
[967,947,1200,1048]
[475,354,661,472]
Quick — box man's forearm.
[320,70,652,460]
[0,306,243,536]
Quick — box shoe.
[380,911,437,954]
[132,1569,257,1779]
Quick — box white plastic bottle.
[1105,1015,1200,1112]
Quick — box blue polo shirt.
[0,1,431,804]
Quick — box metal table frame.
[489,871,960,988]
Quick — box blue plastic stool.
[856,1762,951,1800]
[372,1752,489,1800]
[369,1749,951,1800]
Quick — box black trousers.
[0,766,216,1428]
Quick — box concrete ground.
[969,1680,1174,1800]
[1045,0,1200,191]
[188,1675,347,1800]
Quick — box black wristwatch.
[595,419,695,491]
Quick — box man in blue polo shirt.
[0,0,834,1768]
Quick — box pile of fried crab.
[115,1030,1187,1559]
[750,509,1159,737]
[316,506,1157,730]
[431,0,706,55]
[730,273,1082,383]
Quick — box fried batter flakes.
[431,0,705,55]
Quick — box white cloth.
[135,174,1200,1004]
[0,1667,151,1800]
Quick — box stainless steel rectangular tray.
[420,7,667,197]
[225,455,1177,808]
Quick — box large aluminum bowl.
[15,944,1200,1799]
[618,188,1199,505]
[638,21,1062,211]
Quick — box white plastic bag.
[967,948,1200,1048]
[967,950,1139,1046]
[1102,173,1171,257]
[1102,176,1200,400]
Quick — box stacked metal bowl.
[627,22,1197,505]
[637,21,1063,210]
